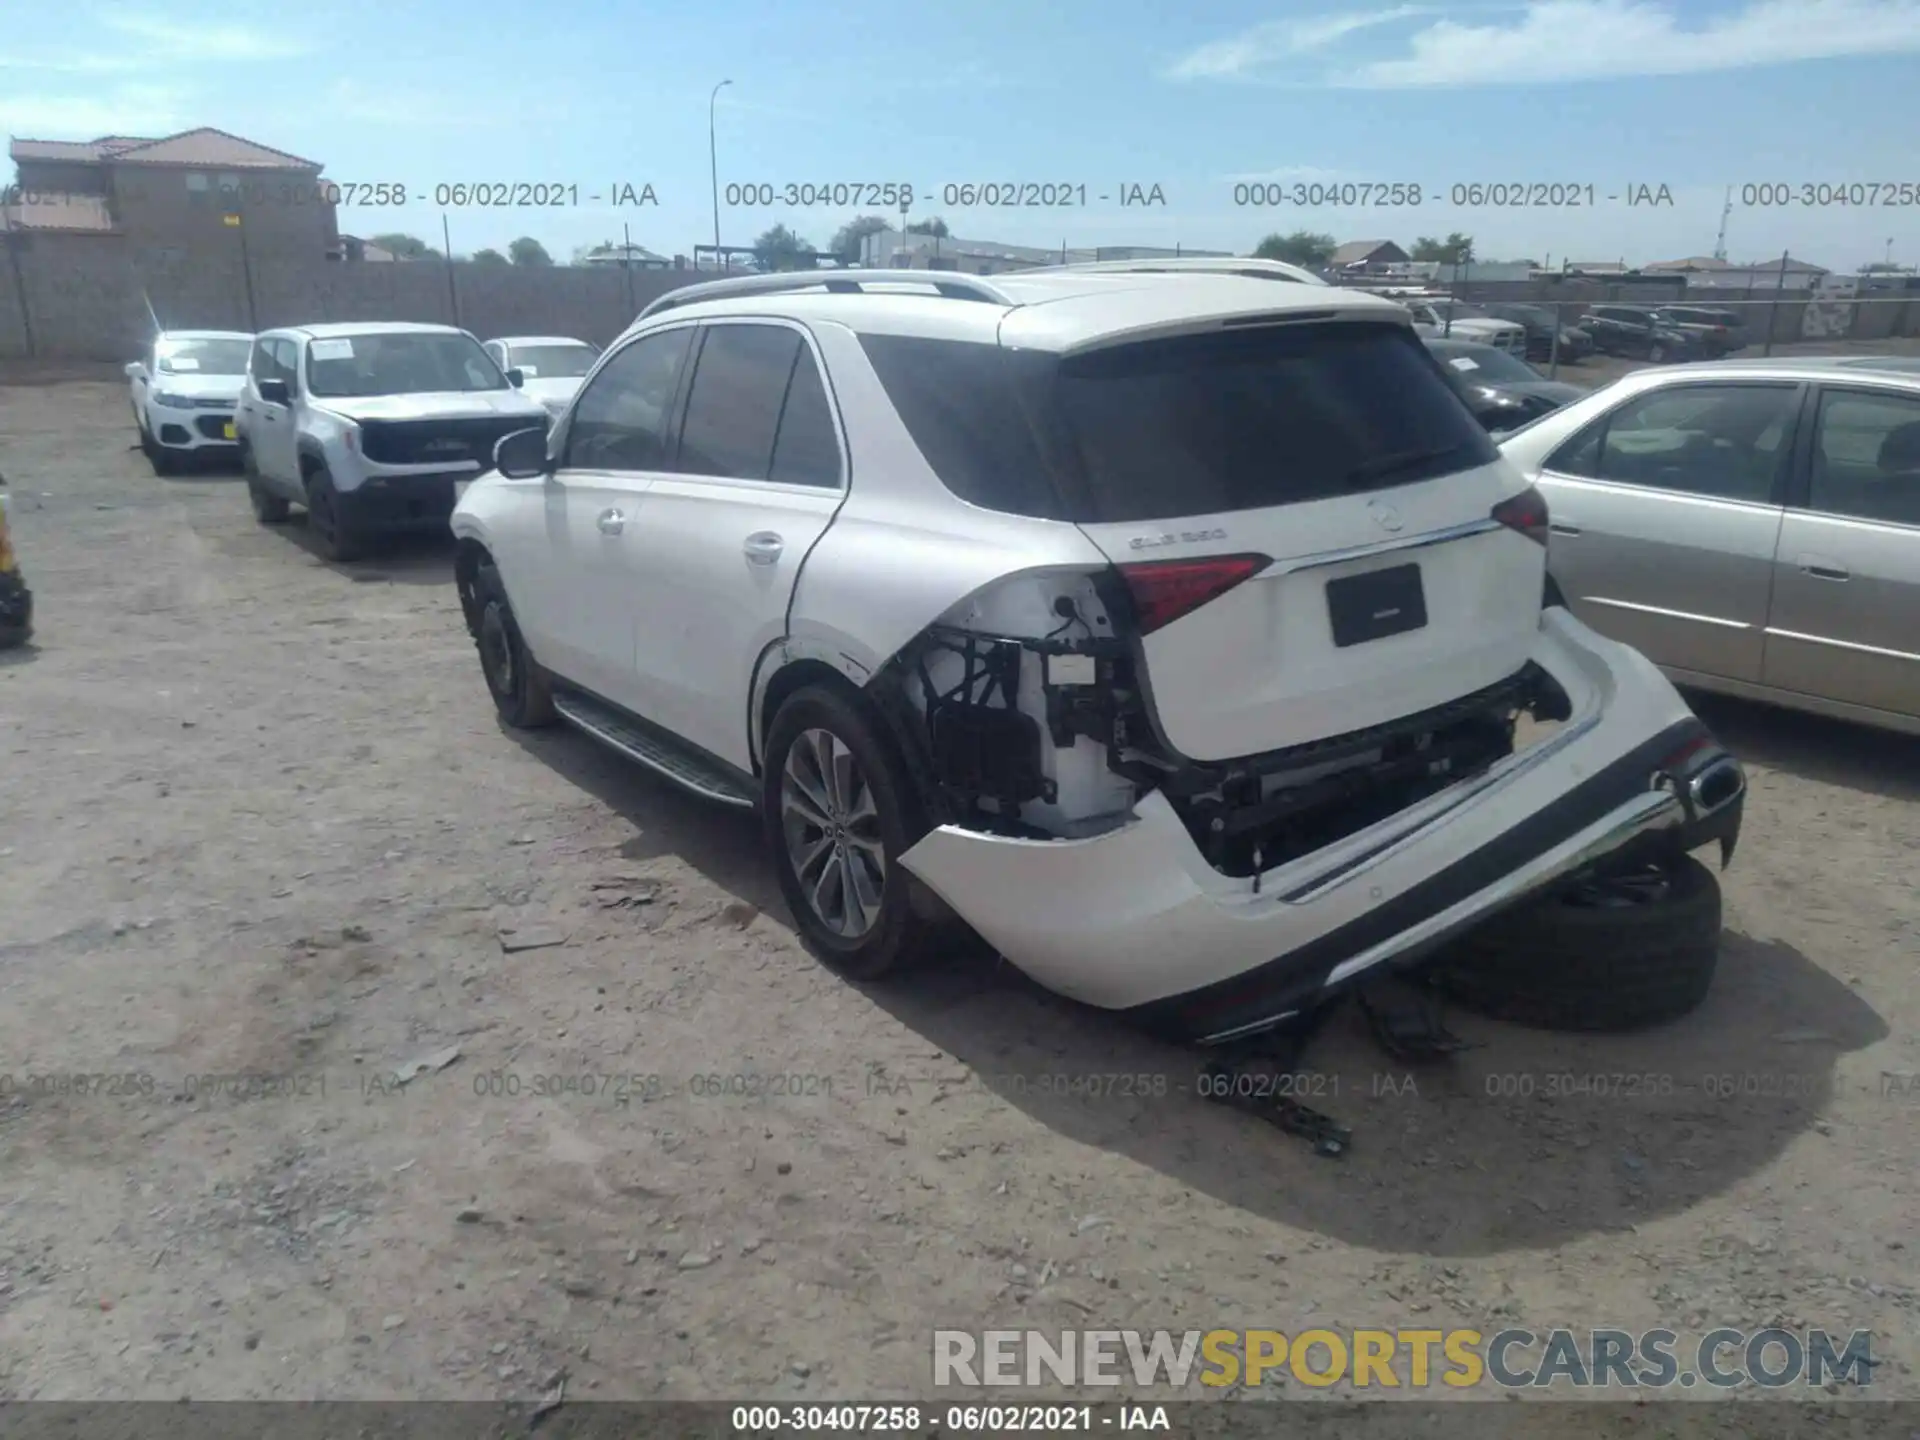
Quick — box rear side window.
[769,347,842,488]
[677,324,802,481]
[858,335,1061,517]
[1051,322,1498,522]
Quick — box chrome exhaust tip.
[1688,755,1745,816]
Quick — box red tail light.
[1117,554,1269,635]
[1491,485,1550,547]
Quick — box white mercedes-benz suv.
[450,262,1745,1045]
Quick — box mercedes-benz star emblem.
[1369,501,1404,533]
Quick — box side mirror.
[494,426,549,479]
[505,367,525,388]
[257,377,291,406]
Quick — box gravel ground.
[0,375,1915,1415]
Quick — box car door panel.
[247,338,301,490]
[513,324,697,703]
[619,322,848,768]
[1762,386,1920,719]
[1534,382,1800,681]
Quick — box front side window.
[1810,389,1920,527]
[563,327,694,471]
[1584,384,1798,503]
[305,332,508,398]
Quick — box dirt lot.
[0,373,1915,1412]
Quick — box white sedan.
[126,330,254,474]
[481,335,599,418]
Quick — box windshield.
[1428,343,1541,382]
[305,332,509,398]
[506,344,597,379]
[155,338,251,376]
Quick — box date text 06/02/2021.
[720,182,1168,209]
[727,1404,1172,1433]
[1227,180,1678,208]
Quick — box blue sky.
[5,0,1920,269]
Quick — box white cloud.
[0,83,192,139]
[1342,0,1920,85]
[97,10,315,61]
[1178,0,1920,87]
[1168,6,1441,79]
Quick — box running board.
[553,692,756,809]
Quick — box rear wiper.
[1343,443,1471,487]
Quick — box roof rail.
[637,268,1019,320]
[1020,256,1328,287]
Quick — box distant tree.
[1411,232,1475,264]
[830,214,893,264]
[471,248,509,265]
[508,236,554,266]
[904,216,949,237]
[753,224,817,272]
[1252,230,1336,267]
[370,232,438,260]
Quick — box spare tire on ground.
[1429,853,1722,1031]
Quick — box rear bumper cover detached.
[898,608,1745,1045]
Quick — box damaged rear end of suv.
[770,274,1744,1044]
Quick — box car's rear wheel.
[1430,853,1721,1031]
[764,684,934,980]
[304,465,366,562]
[473,562,556,728]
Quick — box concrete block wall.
[0,234,701,360]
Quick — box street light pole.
[709,79,732,268]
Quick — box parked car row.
[111,264,1911,1072]
[126,325,599,558]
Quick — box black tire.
[143,427,178,475]
[763,684,935,981]
[1431,854,1721,1031]
[304,464,366,562]
[473,562,556,728]
[245,450,290,524]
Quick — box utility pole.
[1712,185,1732,262]
[709,79,732,263]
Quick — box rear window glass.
[1051,322,1497,522]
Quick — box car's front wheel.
[473,562,556,728]
[304,464,366,562]
[243,447,290,524]
[763,685,934,980]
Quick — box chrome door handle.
[1796,553,1849,581]
[597,508,625,535]
[743,531,784,564]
